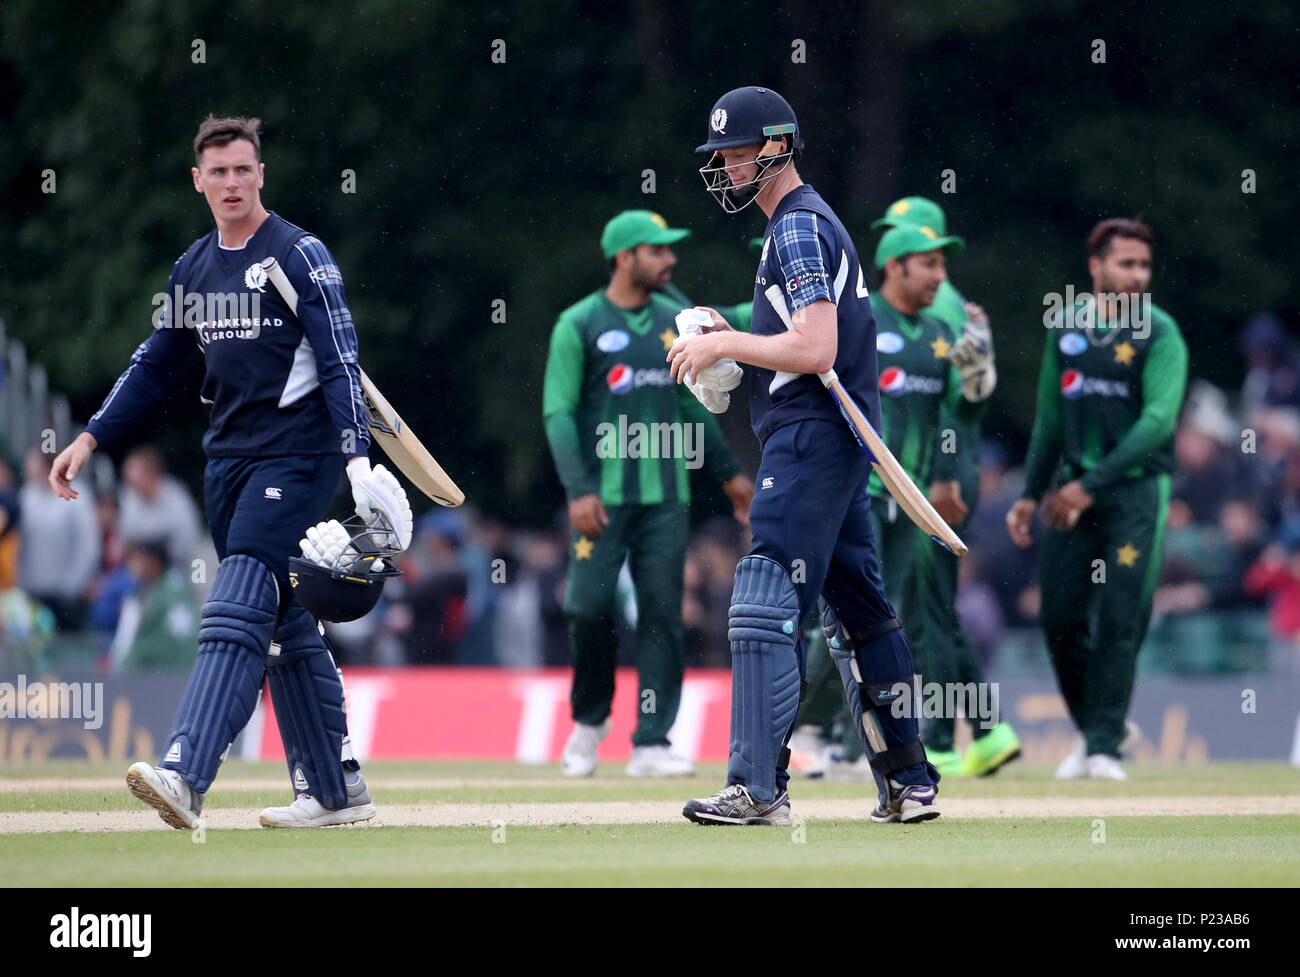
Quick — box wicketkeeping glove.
[949,315,997,402]
[347,458,414,551]
[674,309,743,414]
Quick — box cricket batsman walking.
[668,87,940,824]
[1006,218,1188,780]
[49,116,413,828]
[544,210,754,778]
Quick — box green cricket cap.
[601,210,691,259]
[870,196,948,233]
[874,224,965,269]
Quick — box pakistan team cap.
[874,224,965,268]
[870,196,949,234]
[601,210,691,259]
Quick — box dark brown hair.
[1087,217,1153,259]
[194,115,262,164]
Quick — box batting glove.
[675,310,743,414]
[347,458,414,551]
[301,519,388,572]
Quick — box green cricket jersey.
[867,293,979,499]
[1022,297,1188,500]
[543,290,741,506]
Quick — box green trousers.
[911,512,994,751]
[1039,475,1170,757]
[565,504,687,747]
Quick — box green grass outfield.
[2,761,1298,886]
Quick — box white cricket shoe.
[626,745,695,778]
[126,761,204,830]
[1119,719,1141,754]
[1086,754,1128,780]
[1054,739,1087,780]
[259,773,376,828]
[561,719,610,777]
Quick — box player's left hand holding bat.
[346,457,414,550]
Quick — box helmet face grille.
[697,140,795,214]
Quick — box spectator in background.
[18,447,99,630]
[0,458,19,590]
[965,443,1039,628]
[118,445,202,573]
[1240,312,1300,412]
[396,511,469,663]
[1244,520,1300,674]
[109,540,198,671]
[1172,382,1249,524]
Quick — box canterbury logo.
[264,487,282,500]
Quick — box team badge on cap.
[711,108,727,133]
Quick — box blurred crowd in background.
[2,312,1299,675]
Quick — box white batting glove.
[949,314,997,402]
[674,310,743,413]
[346,458,414,551]
[300,519,387,572]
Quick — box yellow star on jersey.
[574,536,595,560]
[1114,341,1137,366]
[1116,542,1140,567]
[661,328,678,351]
[931,335,952,359]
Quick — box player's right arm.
[542,311,607,535]
[52,266,195,500]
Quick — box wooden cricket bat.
[763,285,966,556]
[260,257,465,507]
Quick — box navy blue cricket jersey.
[749,185,879,445]
[87,212,370,460]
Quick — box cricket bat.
[763,285,966,556]
[261,257,465,507]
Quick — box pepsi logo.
[607,364,634,394]
[1061,369,1084,399]
[880,367,908,397]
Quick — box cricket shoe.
[259,773,376,828]
[1120,719,1141,755]
[683,784,792,826]
[626,745,695,777]
[925,748,964,779]
[1054,738,1088,780]
[126,761,204,830]
[870,779,941,824]
[561,718,611,777]
[960,722,1022,777]
[1086,754,1128,781]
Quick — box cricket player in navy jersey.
[49,116,413,829]
[667,87,940,825]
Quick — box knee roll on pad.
[726,556,802,799]
[265,604,352,809]
[162,554,278,792]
